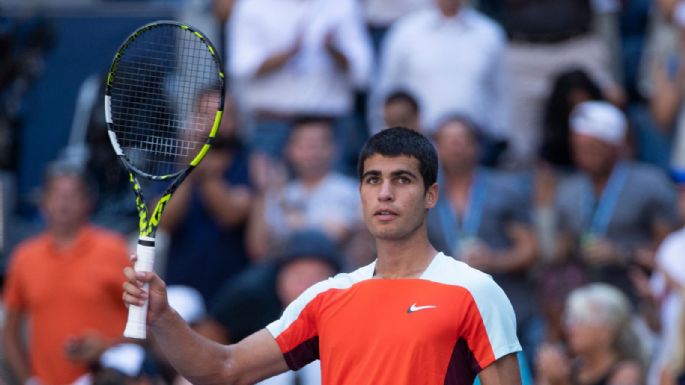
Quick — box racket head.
[104,20,225,181]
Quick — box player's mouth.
[374,208,398,221]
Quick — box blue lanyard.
[583,162,629,236]
[439,171,487,250]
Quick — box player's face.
[359,154,437,241]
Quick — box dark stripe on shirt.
[284,336,320,371]
[444,337,481,385]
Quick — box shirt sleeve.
[460,275,521,372]
[3,247,28,311]
[266,280,330,370]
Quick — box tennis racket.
[105,21,225,339]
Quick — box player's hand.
[123,258,170,325]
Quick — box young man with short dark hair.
[123,127,522,385]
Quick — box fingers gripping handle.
[124,237,156,339]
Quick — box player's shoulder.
[423,253,504,296]
[304,262,374,297]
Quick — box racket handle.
[124,237,156,339]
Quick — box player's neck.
[374,235,437,279]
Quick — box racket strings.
[110,24,221,177]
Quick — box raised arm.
[122,268,288,385]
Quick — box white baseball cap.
[569,101,627,145]
[167,285,206,324]
[100,343,145,377]
[675,0,685,28]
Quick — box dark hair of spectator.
[432,113,481,144]
[541,68,602,166]
[357,126,438,191]
[42,160,96,200]
[384,90,419,114]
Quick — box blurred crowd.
[2,0,685,385]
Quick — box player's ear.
[425,182,438,209]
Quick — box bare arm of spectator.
[195,151,252,228]
[3,310,32,385]
[463,222,537,274]
[159,179,193,233]
[229,1,301,80]
[245,154,287,261]
[213,0,235,24]
[534,344,572,385]
[650,51,685,131]
[324,30,349,72]
[123,269,288,385]
[254,41,302,77]
[327,0,372,86]
[246,193,271,262]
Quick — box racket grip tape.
[123,236,156,339]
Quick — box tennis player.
[123,127,522,385]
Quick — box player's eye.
[364,175,381,184]
[397,176,412,184]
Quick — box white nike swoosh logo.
[407,303,437,313]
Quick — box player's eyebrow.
[361,170,381,180]
[361,169,418,181]
[390,169,418,181]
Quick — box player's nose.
[378,180,394,201]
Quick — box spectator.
[482,0,622,165]
[363,0,431,53]
[427,116,538,364]
[2,162,129,385]
[658,289,685,385]
[247,117,361,262]
[649,175,685,384]
[220,231,341,385]
[554,101,678,303]
[372,0,508,140]
[647,2,685,179]
[535,283,644,385]
[160,91,252,306]
[382,90,421,132]
[228,0,373,160]
[540,68,604,170]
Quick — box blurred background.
[2,0,685,385]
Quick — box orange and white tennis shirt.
[266,252,522,385]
